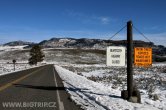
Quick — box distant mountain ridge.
[33,37,166,56]
[3,40,36,46]
[38,37,154,49]
[3,38,163,48]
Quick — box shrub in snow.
[149,94,159,101]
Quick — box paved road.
[0,65,82,110]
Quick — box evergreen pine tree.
[28,45,45,65]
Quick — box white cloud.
[66,10,113,25]
[99,17,110,24]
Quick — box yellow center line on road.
[0,67,45,92]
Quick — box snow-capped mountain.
[38,37,154,49]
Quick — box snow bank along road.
[0,65,81,110]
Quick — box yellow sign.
[134,47,152,67]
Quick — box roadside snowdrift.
[55,65,162,110]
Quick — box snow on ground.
[55,65,165,110]
[0,45,27,51]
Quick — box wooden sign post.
[127,21,133,100]
[121,21,141,103]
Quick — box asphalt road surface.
[0,65,82,110]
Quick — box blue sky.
[0,0,166,46]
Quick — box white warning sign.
[106,46,126,66]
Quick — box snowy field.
[55,64,166,110]
[0,46,44,76]
[0,46,166,110]
[55,65,166,110]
